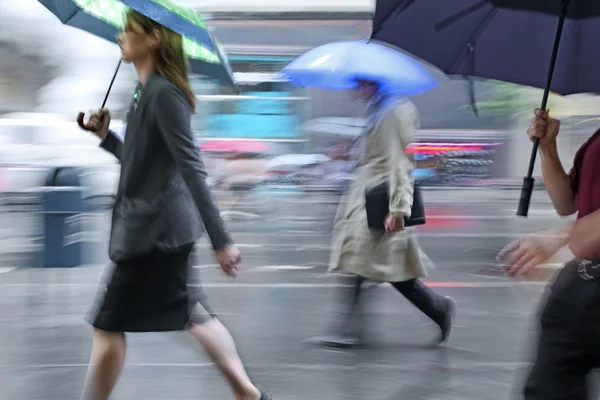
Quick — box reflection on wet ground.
[0,189,575,399]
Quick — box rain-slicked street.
[0,189,577,399]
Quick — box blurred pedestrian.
[76,10,270,400]
[499,109,600,400]
[319,80,455,347]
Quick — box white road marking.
[193,264,317,271]
[419,214,556,220]
[295,244,332,251]
[471,274,508,281]
[254,265,316,271]
[268,230,329,235]
[271,216,326,222]
[0,267,16,274]
[232,231,557,239]
[0,281,547,288]
[220,211,260,220]
[0,238,40,249]
[236,244,264,248]
[224,232,564,250]
[421,321,468,329]
[193,264,218,269]
[0,361,531,370]
[196,243,264,250]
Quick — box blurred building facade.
[2,0,600,182]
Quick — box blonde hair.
[126,10,196,112]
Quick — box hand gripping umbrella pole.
[517,0,571,217]
[77,59,122,131]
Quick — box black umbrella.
[372,0,600,216]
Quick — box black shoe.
[438,297,456,344]
[256,384,271,400]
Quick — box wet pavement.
[0,189,578,399]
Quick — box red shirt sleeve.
[569,129,600,195]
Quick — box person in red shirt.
[499,109,600,400]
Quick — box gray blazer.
[100,72,230,262]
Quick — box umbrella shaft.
[101,59,123,109]
[527,0,570,178]
[539,1,570,112]
[519,0,571,217]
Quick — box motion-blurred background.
[0,1,596,399]
[3,0,599,200]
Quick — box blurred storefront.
[191,15,370,145]
[4,0,600,183]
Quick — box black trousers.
[338,275,448,334]
[524,260,600,400]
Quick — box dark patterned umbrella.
[372,0,600,216]
[37,0,237,108]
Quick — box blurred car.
[291,160,355,193]
[262,157,354,194]
[264,153,331,178]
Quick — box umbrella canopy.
[372,0,600,95]
[38,0,236,88]
[372,0,600,216]
[281,40,447,95]
[489,0,600,18]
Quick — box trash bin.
[40,167,86,268]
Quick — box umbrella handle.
[76,59,122,132]
[517,0,570,217]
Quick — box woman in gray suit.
[77,10,270,400]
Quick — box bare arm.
[541,221,575,248]
[539,144,577,216]
[569,210,600,258]
[499,221,574,277]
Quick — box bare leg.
[80,328,126,400]
[188,319,261,400]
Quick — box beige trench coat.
[329,97,429,282]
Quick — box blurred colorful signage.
[407,142,501,155]
[207,91,299,138]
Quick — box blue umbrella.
[371,0,600,216]
[281,40,447,96]
[37,0,236,101]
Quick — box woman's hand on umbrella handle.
[527,108,560,149]
[77,108,110,140]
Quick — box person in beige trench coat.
[320,80,455,348]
